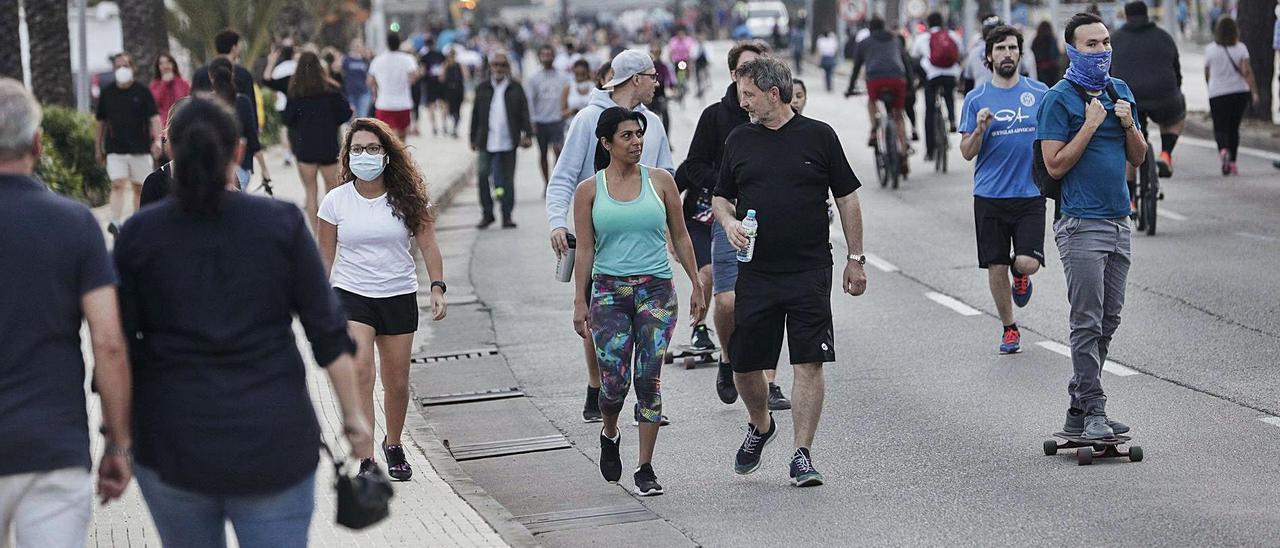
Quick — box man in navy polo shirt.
[0,79,134,544]
[959,25,1049,355]
[1036,13,1148,440]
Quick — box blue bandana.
[1063,45,1112,91]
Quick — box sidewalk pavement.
[83,123,520,546]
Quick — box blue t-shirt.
[959,77,1048,199]
[342,56,370,96]
[1035,77,1140,219]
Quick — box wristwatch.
[430,281,447,294]
[847,254,866,265]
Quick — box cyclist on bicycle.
[668,27,696,95]
[846,17,911,174]
[958,25,1049,355]
[911,12,963,162]
[1111,1,1184,184]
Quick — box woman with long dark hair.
[114,96,372,546]
[208,57,266,191]
[1031,21,1063,86]
[149,52,190,128]
[318,117,447,480]
[283,51,353,233]
[571,107,705,497]
[1204,16,1260,175]
[441,48,467,138]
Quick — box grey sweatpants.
[1053,216,1132,416]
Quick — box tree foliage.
[166,0,289,66]
[27,0,76,106]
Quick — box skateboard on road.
[663,345,718,370]
[1043,431,1144,466]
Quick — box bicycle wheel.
[886,117,900,189]
[933,108,947,173]
[1141,148,1158,235]
[875,117,890,187]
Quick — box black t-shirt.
[139,163,172,208]
[192,63,260,126]
[714,114,861,273]
[96,83,158,154]
[0,174,118,476]
[283,91,353,164]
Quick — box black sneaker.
[631,402,670,426]
[357,457,378,478]
[633,463,665,496]
[382,440,413,481]
[767,383,792,411]
[107,221,121,238]
[789,448,824,487]
[583,386,602,423]
[734,414,776,475]
[1063,407,1130,436]
[690,324,715,351]
[599,429,622,483]
[716,363,738,404]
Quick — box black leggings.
[1209,92,1250,161]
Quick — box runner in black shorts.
[958,25,1047,354]
[713,59,866,488]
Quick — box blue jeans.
[135,465,315,548]
[347,91,373,118]
[236,167,251,192]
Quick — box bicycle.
[929,93,949,174]
[1133,145,1158,236]
[869,90,906,189]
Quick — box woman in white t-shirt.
[1204,17,1261,176]
[319,117,447,481]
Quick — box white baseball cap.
[602,50,656,90]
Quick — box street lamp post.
[76,0,87,113]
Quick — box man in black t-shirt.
[95,53,161,235]
[191,29,259,127]
[713,58,867,488]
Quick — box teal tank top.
[590,165,672,278]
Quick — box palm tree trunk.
[0,0,21,81]
[118,0,169,84]
[27,0,75,106]
[1238,0,1275,121]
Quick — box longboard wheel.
[683,357,696,370]
[663,352,674,365]
[1128,446,1144,462]
[1076,447,1093,466]
[1043,440,1058,456]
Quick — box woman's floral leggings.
[589,274,678,423]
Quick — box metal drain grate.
[444,434,571,461]
[420,387,524,407]
[411,347,498,364]
[516,505,660,534]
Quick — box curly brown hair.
[339,118,433,233]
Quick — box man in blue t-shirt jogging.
[1036,13,1147,440]
[959,25,1048,355]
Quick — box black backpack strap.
[1103,82,1120,103]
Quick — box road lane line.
[924,292,981,316]
[1035,341,1141,377]
[1236,232,1280,244]
[1179,136,1280,162]
[864,253,899,273]
[1260,417,1280,428]
[1157,209,1188,221]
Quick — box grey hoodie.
[544,88,674,231]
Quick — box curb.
[405,159,542,548]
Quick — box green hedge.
[35,106,110,207]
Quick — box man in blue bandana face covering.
[1035,12,1148,441]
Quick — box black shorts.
[731,267,836,372]
[686,217,712,269]
[335,288,418,336]
[535,121,565,152]
[1136,93,1186,129]
[974,196,1047,268]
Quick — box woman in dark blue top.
[114,96,373,547]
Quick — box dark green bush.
[260,102,282,147]
[35,105,110,206]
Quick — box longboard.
[663,345,718,370]
[1044,431,1144,465]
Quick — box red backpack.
[928,29,959,67]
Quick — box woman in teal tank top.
[570,107,705,496]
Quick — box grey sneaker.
[1082,414,1114,440]
[690,324,716,351]
[1064,408,1130,435]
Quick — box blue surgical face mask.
[350,152,386,182]
[1063,45,1112,91]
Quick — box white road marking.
[924,292,981,316]
[1179,136,1280,162]
[864,253,899,273]
[1236,232,1280,244]
[1157,209,1188,221]
[1259,417,1280,428]
[1036,341,1141,377]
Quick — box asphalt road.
[461,50,1280,545]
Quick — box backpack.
[928,30,959,67]
[1032,81,1121,204]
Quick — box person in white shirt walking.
[815,31,840,92]
[470,50,533,229]
[368,33,422,139]
[526,45,572,188]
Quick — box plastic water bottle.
[737,210,758,263]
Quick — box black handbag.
[320,441,394,530]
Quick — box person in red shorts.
[368,32,421,139]
[846,17,911,167]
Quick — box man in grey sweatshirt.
[545,50,675,422]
